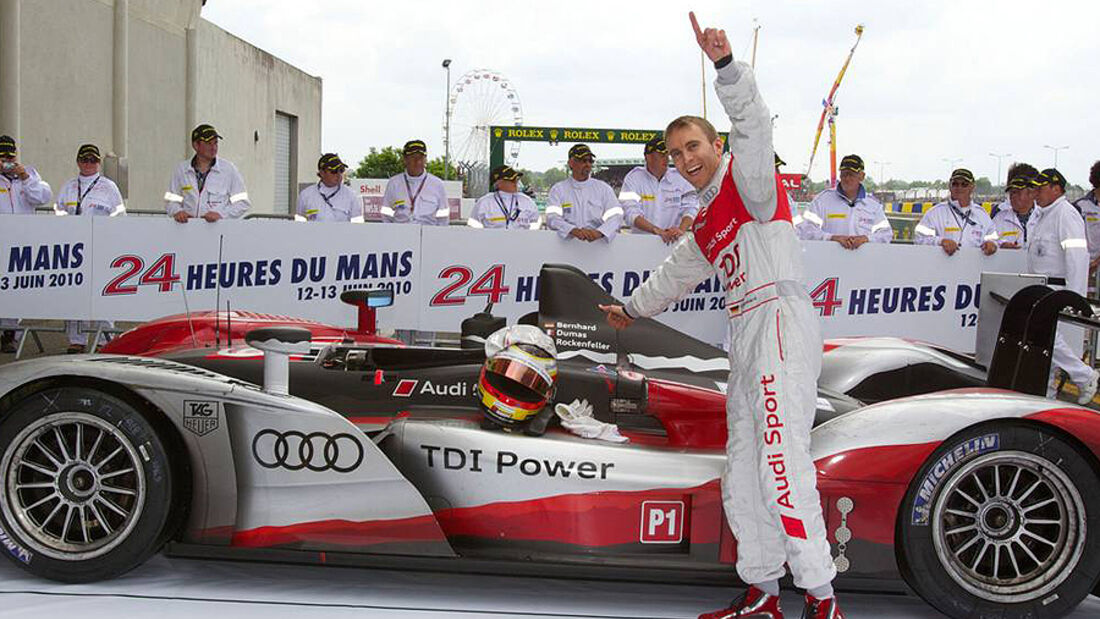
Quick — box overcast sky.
[203,0,1099,185]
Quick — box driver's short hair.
[1090,160,1100,189]
[666,115,718,144]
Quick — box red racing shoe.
[698,586,784,618]
[801,595,844,619]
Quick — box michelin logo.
[0,524,32,564]
[911,433,999,526]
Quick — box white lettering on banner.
[0,217,1027,351]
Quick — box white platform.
[1,554,1098,618]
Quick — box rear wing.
[979,272,1098,395]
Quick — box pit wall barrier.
[0,216,1026,352]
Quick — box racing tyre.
[898,422,1100,618]
[0,386,180,582]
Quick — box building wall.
[6,0,320,214]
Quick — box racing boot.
[698,586,783,619]
[801,595,844,619]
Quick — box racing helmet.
[477,325,558,428]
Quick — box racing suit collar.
[697,153,731,208]
[838,184,865,205]
[567,176,592,188]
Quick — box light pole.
[442,59,452,180]
[989,152,1012,186]
[873,160,891,185]
[1043,144,1069,168]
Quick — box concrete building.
[0,0,321,215]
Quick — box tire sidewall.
[0,386,175,582]
[899,421,1100,618]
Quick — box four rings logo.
[251,429,364,473]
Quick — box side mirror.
[340,289,394,335]
[245,327,312,395]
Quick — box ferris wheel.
[444,69,523,168]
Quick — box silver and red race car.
[0,265,1097,619]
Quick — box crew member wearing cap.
[914,168,997,255]
[618,136,698,244]
[545,144,624,242]
[991,163,1039,249]
[164,124,250,222]
[297,154,360,222]
[1073,161,1100,272]
[0,135,52,353]
[1028,168,1100,403]
[467,165,540,229]
[55,144,125,353]
[795,154,892,248]
[381,140,450,225]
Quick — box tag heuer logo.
[183,400,220,436]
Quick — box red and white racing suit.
[624,59,835,590]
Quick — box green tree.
[426,156,459,180]
[353,146,404,179]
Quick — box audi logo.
[251,429,364,473]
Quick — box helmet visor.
[484,356,552,398]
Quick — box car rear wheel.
[0,386,179,582]
[898,422,1100,618]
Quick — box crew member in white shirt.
[297,153,360,222]
[55,144,124,353]
[164,124,250,222]
[545,144,624,242]
[1027,168,1100,403]
[619,136,698,244]
[381,140,450,225]
[0,134,53,353]
[1073,161,1100,273]
[914,168,997,255]
[796,153,892,248]
[467,165,541,229]
[992,165,1038,249]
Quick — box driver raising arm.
[600,13,842,619]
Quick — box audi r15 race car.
[0,266,1098,619]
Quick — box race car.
[1,268,1098,619]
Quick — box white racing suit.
[624,59,835,590]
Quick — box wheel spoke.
[15,482,55,491]
[1022,529,1057,547]
[38,501,65,530]
[100,485,136,497]
[88,502,112,535]
[98,467,135,481]
[19,460,59,478]
[994,465,1002,497]
[75,423,83,460]
[60,505,74,542]
[95,496,127,518]
[1015,538,1042,565]
[86,427,104,464]
[53,427,71,461]
[24,492,60,511]
[945,508,977,519]
[946,523,978,536]
[1016,479,1042,504]
[1005,468,1022,499]
[78,506,89,543]
[993,544,1001,577]
[1026,519,1063,525]
[970,539,990,571]
[31,438,63,470]
[954,532,982,556]
[1007,541,1023,577]
[955,488,983,509]
[973,472,991,501]
[94,446,123,470]
[1023,498,1057,513]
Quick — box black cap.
[838,154,864,172]
[644,136,667,155]
[0,135,15,156]
[568,144,595,161]
[191,124,222,142]
[1034,168,1067,189]
[403,140,427,156]
[76,144,101,161]
[774,153,786,168]
[950,168,975,184]
[490,164,522,184]
[317,153,347,172]
[1005,175,1034,191]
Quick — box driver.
[600,12,842,619]
[476,325,558,436]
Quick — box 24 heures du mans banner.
[1,215,1025,351]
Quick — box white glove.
[554,399,628,443]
